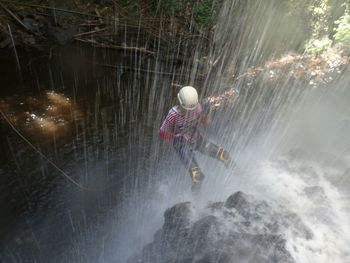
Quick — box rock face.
[128,191,311,263]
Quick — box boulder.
[128,192,299,263]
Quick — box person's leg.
[197,136,233,167]
[173,138,205,190]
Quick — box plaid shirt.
[159,101,210,143]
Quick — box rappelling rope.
[0,109,95,191]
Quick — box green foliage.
[302,0,350,54]
[157,0,223,28]
[118,0,142,13]
[194,0,223,28]
[159,0,186,13]
[334,13,350,46]
[308,0,332,38]
[305,37,332,54]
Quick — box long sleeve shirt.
[159,100,210,143]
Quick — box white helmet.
[177,86,199,110]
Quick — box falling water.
[1,0,350,262]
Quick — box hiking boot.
[216,148,232,168]
[190,167,205,192]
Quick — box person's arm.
[199,89,239,125]
[159,110,175,141]
[200,99,212,125]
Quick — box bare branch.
[75,38,155,55]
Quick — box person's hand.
[201,116,211,125]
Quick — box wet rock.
[284,212,313,240]
[0,37,11,49]
[129,202,194,263]
[22,15,44,35]
[128,192,297,263]
[225,191,271,221]
[225,191,251,210]
[187,216,219,255]
[163,202,192,231]
[46,23,78,45]
[208,201,224,211]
